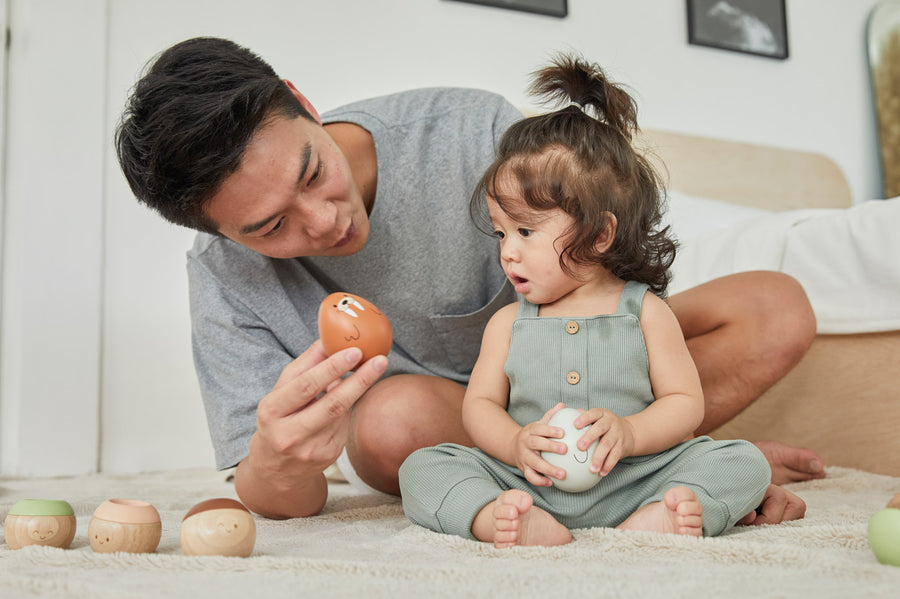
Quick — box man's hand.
[235,340,388,519]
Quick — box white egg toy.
[541,407,602,493]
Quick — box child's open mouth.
[509,275,529,293]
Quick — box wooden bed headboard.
[637,129,852,211]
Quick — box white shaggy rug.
[2,466,899,598]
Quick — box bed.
[644,131,900,480]
[639,129,900,478]
[2,131,899,598]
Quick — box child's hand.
[574,408,635,476]
[514,402,567,486]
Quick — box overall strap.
[516,294,539,317]
[615,280,650,318]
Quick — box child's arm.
[462,304,567,486]
[626,291,705,450]
[576,292,705,475]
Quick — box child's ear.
[595,213,617,253]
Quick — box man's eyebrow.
[239,213,280,236]
[296,142,312,185]
[238,143,312,236]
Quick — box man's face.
[205,113,369,259]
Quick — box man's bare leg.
[668,271,825,484]
[617,487,704,536]
[346,374,472,495]
[471,490,572,548]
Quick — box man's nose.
[299,201,337,239]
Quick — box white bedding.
[665,192,900,334]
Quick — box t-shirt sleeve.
[187,253,298,470]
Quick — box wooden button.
[566,371,580,385]
[565,321,579,334]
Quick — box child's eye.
[493,230,505,240]
[518,228,532,238]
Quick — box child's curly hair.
[471,54,677,296]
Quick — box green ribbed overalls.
[400,281,770,537]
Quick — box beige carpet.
[2,466,899,598]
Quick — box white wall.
[0,0,6,468]
[1,0,889,476]
[1,0,106,476]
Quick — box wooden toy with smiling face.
[180,498,256,557]
[4,499,77,550]
[318,292,393,364]
[88,499,161,554]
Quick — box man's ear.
[283,79,322,124]
[595,213,617,253]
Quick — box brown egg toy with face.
[180,498,255,557]
[89,499,161,554]
[4,499,77,550]
[318,292,392,364]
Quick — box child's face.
[487,191,584,306]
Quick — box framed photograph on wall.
[687,0,789,59]
[445,0,567,18]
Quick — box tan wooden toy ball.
[4,499,77,550]
[889,492,900,509]
[89,499,161,554]
[180,498,255,557]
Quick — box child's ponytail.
[529,54,638,141]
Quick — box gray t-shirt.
[187,87,522,469]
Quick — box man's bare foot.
[737,484,806,526]
[471,490,572,549]
[755,440,825,485]
[617,486,704,536]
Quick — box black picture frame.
[445,0,567,18]
[687,0,788,60]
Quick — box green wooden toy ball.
[868,508,900,566]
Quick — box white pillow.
[665,193,900,334]
[663,190,772,243]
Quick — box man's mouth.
[333,222,355,248]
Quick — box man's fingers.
[740,484,807,526]
[274,340,333,389]
[263,347,364,420]
[781,488,808,521]
[308,354,389,423]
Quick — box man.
[116,37,821,521]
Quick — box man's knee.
[348,375,467,493]
[352,378,427,472]
[750,272,816,364]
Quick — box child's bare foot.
[471,490,572,548]
[617,486,704,537]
